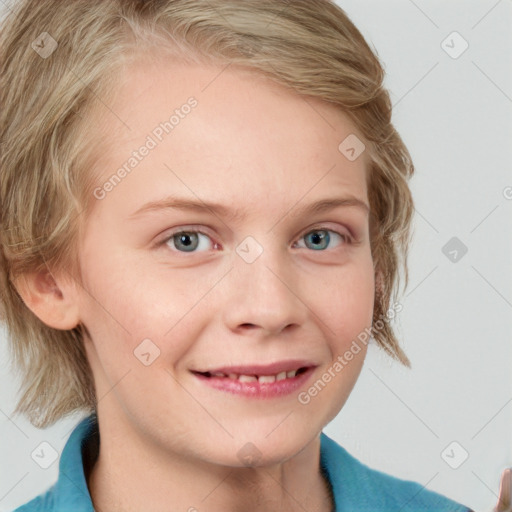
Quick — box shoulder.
[11,487,55,512]
[11,414,98,512]
[320,432,472,512]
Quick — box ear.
[13,268,80,330]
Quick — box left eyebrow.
[129,194,370,222]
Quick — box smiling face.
[75,55,375,466]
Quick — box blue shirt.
[13,414,473,511]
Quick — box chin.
[206,424,321,468]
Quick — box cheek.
[311,258,375,340]
[78,250,212,371]
[315,262,373,412]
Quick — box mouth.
[190,361,316,398]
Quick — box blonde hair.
[0,0,414,428]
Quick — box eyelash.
[157,225,353,254]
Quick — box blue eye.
[162,227,351,254]
[295,229,349,251]
[166,231,214,252]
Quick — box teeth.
[204,368,303,382]
[239,374,258,383]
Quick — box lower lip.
[192,367,316,399]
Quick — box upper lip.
[192,360,316,376]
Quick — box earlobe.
[13,269,80,330]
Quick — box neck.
[86,413,334,512]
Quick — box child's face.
[76,56,374,464]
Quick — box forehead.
[87,55,369,219]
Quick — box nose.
[221,240,307,338]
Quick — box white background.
[1,1,511,511]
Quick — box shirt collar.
[52,414,98,511]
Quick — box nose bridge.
[223,232,305,334]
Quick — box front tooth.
[258,375,276,383]
[211,372,226,378]
[286,370,297,378]
[276,371,287,381]
[239,374,257,382]
[228,373,238,380]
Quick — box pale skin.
[17,55,376,512]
